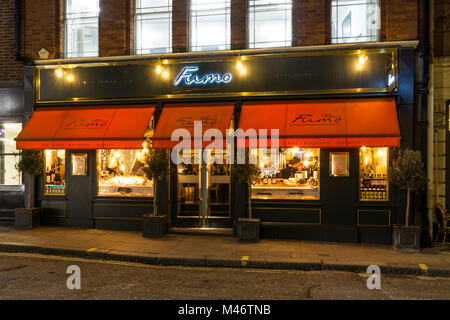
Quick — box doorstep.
[169,227,233,237]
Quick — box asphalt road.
[0,252,449,300]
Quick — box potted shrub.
[14,150,44,229]
[142,147,169,238]
[233,151,261,242]
[389,149,427,252]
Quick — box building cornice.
[34,41,419,66]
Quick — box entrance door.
[66,150,94,227]
[174,150,232,228]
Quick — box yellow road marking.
[241,256,249,267]
[86,248,97,252]
[418,264,428,272]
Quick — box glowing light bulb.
[162,70,169,79]
[156,65,162,74]
[120,164,125,172]
[236,61,243,70]
[304,160,310,168]
[66,73,74,82]
[259,161,264,168]
[163,59,169,64]
[114,151,120,158]
[377,149,384,157]
[55,68,63,78]
[358,55,367,65]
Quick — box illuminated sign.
[173,66,232,86]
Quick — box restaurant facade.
[12,40,419,244]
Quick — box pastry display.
[251,147,320,200]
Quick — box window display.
[45,150,66,195]
[251,148,320,200]
[0,122,22,185]
[360,147,388,201]
[97,147,153,197]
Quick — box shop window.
[251,148,320,200]
[0,123,22,185]
[44,150,66,195]
[331,0,380,44]
[359,147,388,201]
[65,0,99,58]
[135,0,172,54]
[190,0,231,51]
[248,0,292,49]
[97,148,153,197]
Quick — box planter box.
[142,214,167,238]
[237,218,260,242]
[14,208,40,229]
[392,225,421,252]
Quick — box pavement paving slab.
[0,226,449,276]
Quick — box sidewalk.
[0,225,449,277]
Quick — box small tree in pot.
[389,149,427,252]
[142,147,169,238]
[232,151,261,241]
[15,150,44,228]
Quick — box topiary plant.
[16,150,44,209]
[389,149,427,227]
[143,147,169,216]
[232,151,260,219]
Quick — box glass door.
[175,149,231,228]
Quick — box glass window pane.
[97,149,153,197]
[0,123,22,185]
[0,155,21,185]
[135,0,172,54]
[190,0,230,51]
[249,0,292,49]
[359,147,388,201]
[65,0,99,58]
[251,148,320,200]
[331,0,379,44]
[44,150,66,195]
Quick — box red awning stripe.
[239,98,400,148]
[16,105,155,150]
[153,102,235,149]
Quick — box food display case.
[97,148,153,197]
[251,148,320,200]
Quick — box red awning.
[238,98,400,148]
[153,102,234,149]
[16,105,155,149]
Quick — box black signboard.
[36,49,397,103]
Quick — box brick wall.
[99,0,131,56]
[23,0,60,60]
[0,0,23,83]
[231,0,247,50]
[386,0,419,41]
[172,0,189,53]
[293,0,327,46]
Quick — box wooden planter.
[14,208,40,229]
[392,225,421,252]
[237,218,260,242]
[142,214,167,238]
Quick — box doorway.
[173,149,232,228]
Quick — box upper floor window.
[249,0,292,49]
[190,0,231,51]
[331,0,380,44]
[135,0,172,54]
[65,0,99,58]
